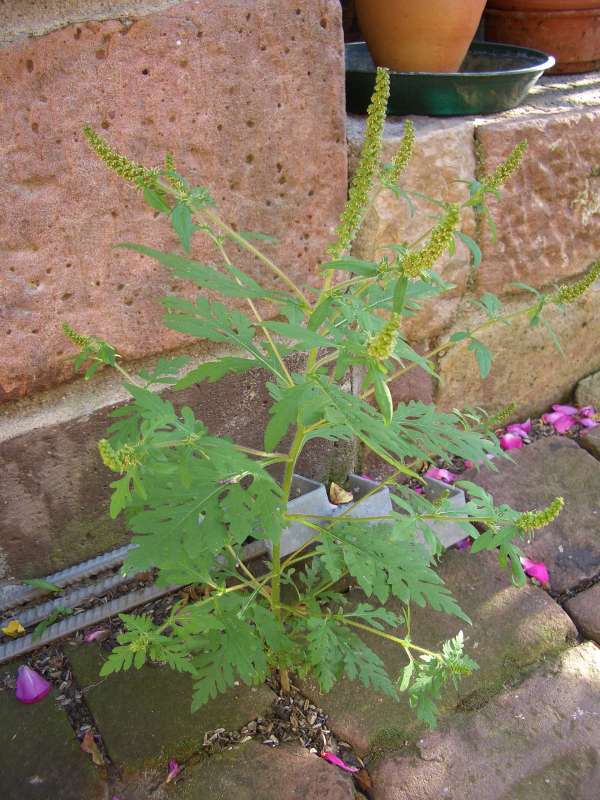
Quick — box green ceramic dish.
[346,41,556,116]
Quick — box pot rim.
[346,40,555,78]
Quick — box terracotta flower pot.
[485,2,600,74]
[355,0,487,73]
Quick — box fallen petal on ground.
[15,665,51,704]
[166,759,181,783]
[320,751,359,773]
[424,467,457,484]
[521,557,550,587]
[500,433,523,451]
[506,419,532,437]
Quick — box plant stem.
[272,424,306,692]
[225,546,271,599]
[202,207,310,306]
[341,618,439,658]
[208,230,295,386]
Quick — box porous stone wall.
[0,0,348,581]
[350,78,600,422]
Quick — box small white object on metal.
[332,474,393,521]
[266,475,335,559]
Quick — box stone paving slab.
[0,662,107,800]
[372,642,600,800]
[564,584,600,644]
[576,371,600,409]
[579,426,600,461]
[467,437,600,594]
[170,741,356,800]
[301,548,576,754]
[68,644,275,769]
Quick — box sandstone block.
[436,286,600,418]
[1,1,180,44]
[348,116,476,342]
[170,741,356,800]
[373,643,600,800]
[68,644,275,768]
[576,369,600,409]
[0,0,346,401]
[301,548,575,754]
[579,426,600,461]
[475,110,600,296]
[466,437,600,595]
[0,660,107,800]
[564,583,600,644]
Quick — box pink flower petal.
[84,627,111,643]
[542,411,561,425]
[553,415,576,434]
[578,406,596,418]
[424,467,458,484]
[321,752,360,773]
[454,537,472,550]
[506,419,532,438]
[580,418,599,429]
[542,412,576,433]
[15,665,51,704]
[166,759,181,783]
[499,432,523,451]
[412,486,425,494]
[463,459,474,469]
[521,557,550,587]
[552,404,578,415]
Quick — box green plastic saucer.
[346,41,556,117]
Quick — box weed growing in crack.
[62,68,597,728]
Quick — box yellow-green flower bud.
[98,439,140,472]
[481,141,527,193]
[367,314,401,361]
[328,67,390,260]
[486,402,517,430]
[401,203,460,278]
[83,126,159,189]
[164,152,175,172]
[552,258,600,304]
[62,322,92,348]
[384,119,415,185]
[515,496,564,532]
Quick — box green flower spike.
[328,67,390,260]
[515,496,564,532]
[62,322,92,348]
[83,126,159,189]
[552,258,600,305]
[481,140,527,193]
[383,119,415,185]
[368,313,401,361]
[98,439,140,473]
[401,203,460,278]
[486,402,517,430]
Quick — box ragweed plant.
[65,70,594,728]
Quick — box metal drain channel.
[0,539,270,665]
[0,544,135,614]
[0,572,127,630]
[0,582,177,664]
